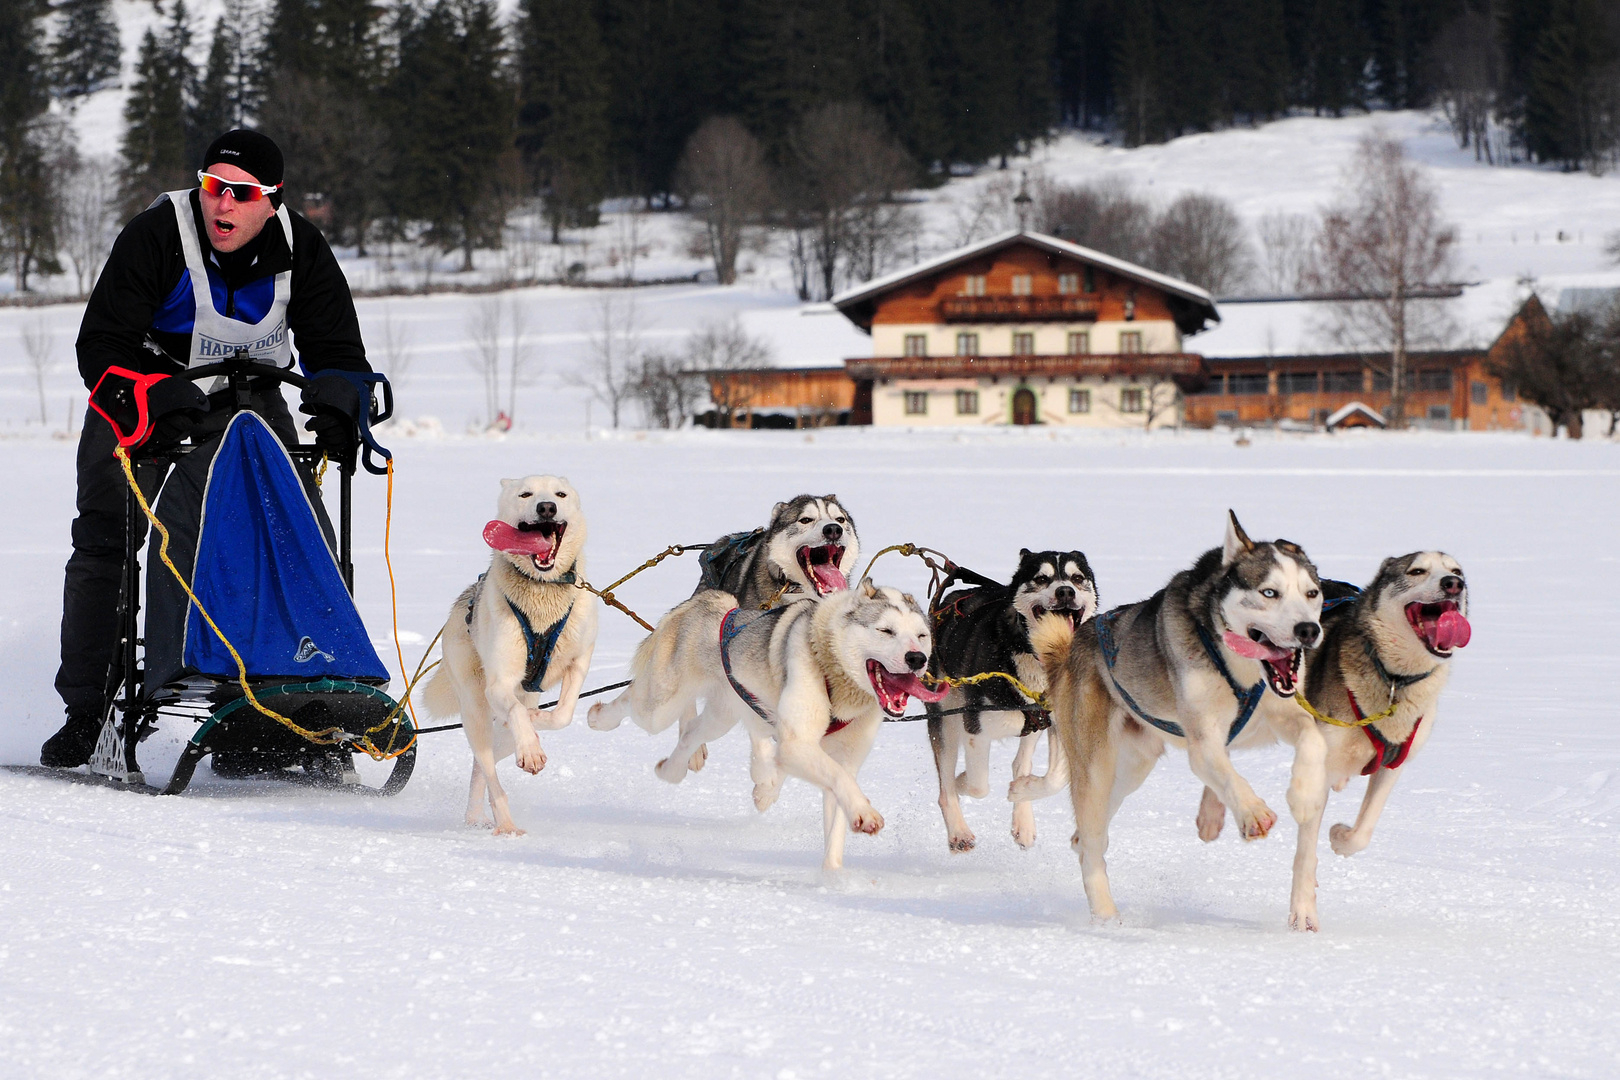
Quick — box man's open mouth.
[1033,603,1088,631]
[866,659,946,717]
[483,518,566,574]
[212,219,235,237]
[797,544,848,596]
[1223,628,1303,696]
[1405,600,1471,657]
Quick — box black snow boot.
[40,710,104,768]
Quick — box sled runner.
[75,352,415,796]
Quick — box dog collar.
[1363,640,1436,693]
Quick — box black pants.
[55,387,331,711]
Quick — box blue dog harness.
[1094,607,1265,745]
[719,606,779,722]
[466,571,576,693]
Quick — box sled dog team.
[424,475,1471,931]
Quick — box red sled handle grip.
[89,367,172,449]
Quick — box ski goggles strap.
[89,367,171,448]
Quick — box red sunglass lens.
[200,174,264,201]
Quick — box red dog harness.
[1347,689,1423,776]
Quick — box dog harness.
[1347,688,1423,775]
[465,571,576,693]
[1094,608,1264,745]
[718,607,851,735]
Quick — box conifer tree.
[391,0,512,269]
[516,0,611,239]
[1,0,66,290]
[118,1,197,216]
[51,0,122,100]
[191,0,261,143]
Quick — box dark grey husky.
[694,495,860,610]
[1024,512,1325,923]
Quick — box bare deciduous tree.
[784,102,915,300]
[1311,132,1458,428]
[59,155,115,295]
[463,298,534,428]
[686,318,772,428]
[949,172,1022,247]
[568,294,642,428]
[675,117,771,286]
[632,350,705,429]
[1256,211,1319,295]
[22,318,56,425]
[1037,177,1157,264]
[375,305,414,392]
[1149,192,1255,296]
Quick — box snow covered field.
[2,427,1618,1078]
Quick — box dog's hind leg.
[1330,766,1401,857]
[656,704,735,785]
[465,763,491,827]
[1010,732,1039,849]
[1064,676,1126,920]
[1196,786,1226,841]
[929,713,975,852]
[956,731,991,799]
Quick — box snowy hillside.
[2,429,1618,1077]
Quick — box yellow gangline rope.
[1293,691,1395,728]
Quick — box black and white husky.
[926,549,1097,851]
[1216,550,1468,931]
[590,580,942,868]
[693,495,860,610]
[424,476,598,836]
[1027,512,1325,923]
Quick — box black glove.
[143,375,210,449]
[299,372,362,454]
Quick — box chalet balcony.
[846,353,1209,391]
[938,296,1101,323]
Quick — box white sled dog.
[593,580,942,869]
[1193,551,1469,930]
[424,476,598,835]
[1027,511,1325,923]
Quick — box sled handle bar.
[182,359,395,475]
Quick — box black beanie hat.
[201,129,284,189]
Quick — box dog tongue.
[1433,609,1471,651]
[810,562,848,593]
[483,519,555,559]
[879,668,948,705]
[1223,630,1293,664]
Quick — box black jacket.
[75,190,369,389]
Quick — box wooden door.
[1012,387,1037,425]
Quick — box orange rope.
[383,457,418,726]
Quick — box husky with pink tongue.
[1227,549,1470,932]
[423,475,597,836]
[593,580,943,869]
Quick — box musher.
[41,129,374,768]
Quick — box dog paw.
[1329,823,1365,856]
[1011,821,1036,850]
[464,817,493,829]
[948,829,976,852]
[752,778,781,812]
[492,823,527,837]
[654,757,685,784]
[849,805,884,835]
[1234,799,1277,840]
[688,744,708,773]
[1288,906,1319,932]
[515,743,547,775]
[586,703,621,731]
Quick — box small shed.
[1325,401,1387,430]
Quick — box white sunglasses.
[198,171,282,202]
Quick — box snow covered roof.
[1325,401,1387,429]
[828,230,1220,335]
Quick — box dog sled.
[62,351,415,796]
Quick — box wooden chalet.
[831,230,1220,426]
